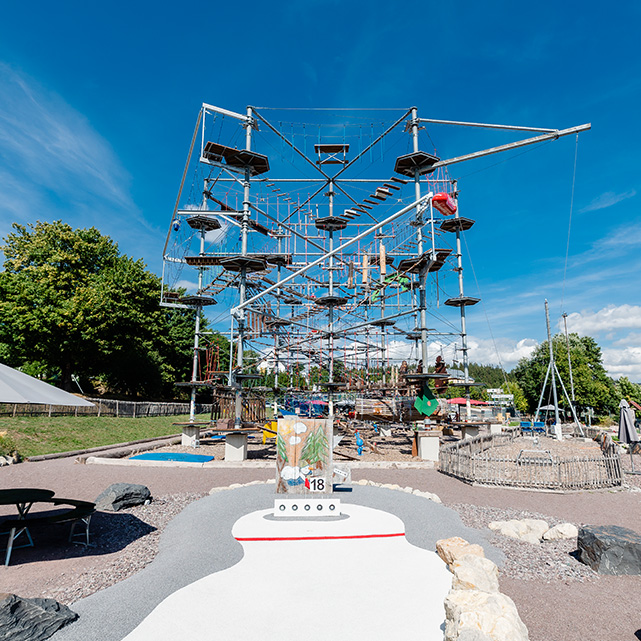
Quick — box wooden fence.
[210,391,266,423]
[439,432,623,490]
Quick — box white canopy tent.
[0,363,94,407]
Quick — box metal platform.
[174,381,214,388]
[265,317,292,328]
[370,318,397,328]
[394,151,440,177]
[440,217,476,233]
[314,294,349,307]
[428,248,453,273]
[404,373,449,381]
[314,143,349,165]
[178,295,217,306]
[396,252,434,274]
[186,215,222,232]
[444,296,480,307]
[315,216,348,232]
[203,142,270,175]
[221,256,268,273]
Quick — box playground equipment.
[161,106,591,456]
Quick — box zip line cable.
[461,233,510,388]
[560,134,579,315]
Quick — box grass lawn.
[0,413,211,458]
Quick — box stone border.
[84,455,435,469]
[436,537,529,640]
[207,477,442,503]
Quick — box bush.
[0,431,20,458]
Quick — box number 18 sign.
[275,417,333,495]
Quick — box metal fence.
[439,432,622,490]
[0,399,213,418]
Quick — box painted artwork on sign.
[276,417,332,494]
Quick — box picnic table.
[0,487,55,517]
[0,488,95,565]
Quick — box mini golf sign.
[276,417,332,494]
[414,383,439,417]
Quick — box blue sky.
[0,1,640,380]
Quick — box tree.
[467,363,509,389]
[616,377,641,407]
[0,221,197,398]
[512,333,617,415]
[502,381,528,413]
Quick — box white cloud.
[175,279,199,292]
[0,64,157,260]
[0,64,131,208]
[563,305,641,335]
[467,336,538,370]
[611,333,641,348]
[579,189,636,213]
[600,226,641,251]
[369,335,537,372]
[602,346,641,381]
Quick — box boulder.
[488,519,549,544]
[452,554,500,593]
[578,525,641,575]
[0,593,78,641]
[444,589,529,641]
[412,489,442,503]
[95,483,151,511]
[437,537,486,569]
[542,522,578,541]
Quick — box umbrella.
[446,398,488,406]
[0,363,94,406]
[539,404,556,411]
[618,399,640,474]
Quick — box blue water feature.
[130,452,214,463]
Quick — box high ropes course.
[161,104,590,453]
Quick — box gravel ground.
[149,423,422,462]
[46,493,206,604]
[1,441,640,641]
[448,502,597,584]
[11,494,597,606]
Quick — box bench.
[2,499,95,565]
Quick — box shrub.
[0,431,20,459]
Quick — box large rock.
[95,483,151,511]
[437,537,486,569]
[0,593,78,641]
[444,589,529,641]
[542,522,578,541]
[452,554,500,593]
[488,519,549,544]
[578,525,641,575]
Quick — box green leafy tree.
[0,221,197,398]
[512,333,617,415]
[467,363,509,389]
[502,381,528,413]
[615,376,641,406]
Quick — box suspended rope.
[461,233,510,388]
[560,134,579,314]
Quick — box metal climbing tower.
[161,105,591,456]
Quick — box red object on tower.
[432,192,457,216]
